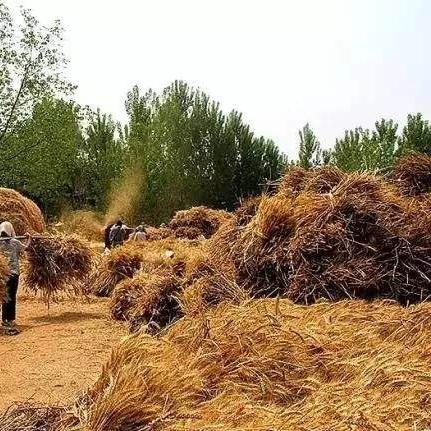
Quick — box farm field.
[0,295,125,411]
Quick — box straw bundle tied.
[169,206,232,239]
[224,164,431,304]
[69,299,431,431]
[0,253,10,303]
[393,152,431,196]
[108,240,219,332]
[0,403,64,431]
[24,234,94,303]
[0,188,45,235]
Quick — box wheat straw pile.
[67,298,431,431]
[0,188,45,235]
[169,206,232,239]
[24,234,94,302]
[108,239,210,331]
[0,253,10,303]
[393,152,431,196]
[225,158,431,304]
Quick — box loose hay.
[24,234,94,303]
[71,299,431,431]
[0,188,45,235]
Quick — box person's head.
[135,225,144,232]
[0,221,16,238]
[115,219,123,227]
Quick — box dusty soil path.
[0,294,125,411]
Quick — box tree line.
[1,1,431,225]
[297,116,431,172]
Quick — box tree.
[0,98,83,214]
[298,124,321,169]
[78,109,124,209]
[0,1,74,147]
[398,113,431,155]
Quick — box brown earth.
[0,294,125,411]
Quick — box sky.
[9,0,431,157]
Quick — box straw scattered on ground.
[68,298,431,431]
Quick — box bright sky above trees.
[10,0,431,156]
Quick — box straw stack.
[0,188,45,235]
[70,298,431,431]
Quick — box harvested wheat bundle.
[303,165,345,194]
[0,253,10,303]
[110,268,183,333]
[0,403,64,431]
[234,195,263,226]
[231,195,295,298]
[0,188,45,235]
[144,226,173,241]
[71,299,431,431]
[173,226,203,240]
[169,206,232,239]
[277,165,311,197]
[393,152,431,196]
[180,274,249,317]
[24,234,94,303]
[90,243,144,297]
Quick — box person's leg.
[7,274,19,323]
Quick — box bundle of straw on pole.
[0,253,10,303]
[393,152,431,196]
[24,234,94,302]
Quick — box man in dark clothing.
[109,220,130,248]
[104,223,114,250]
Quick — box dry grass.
[69,298,431,431]
[23,234,94,303]
[0,188,45,235]
[0,403,64,431]
[393,152,431,196]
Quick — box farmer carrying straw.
[0,221,30,336]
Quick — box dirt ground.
[0,294,125,411]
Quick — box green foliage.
[298,124,321,169]
[398,113,431,155]
[124,81,285,223]
[78,109,124,210]
[0,98,83,214]
[330,119,398,172]
[0,1,75,145]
